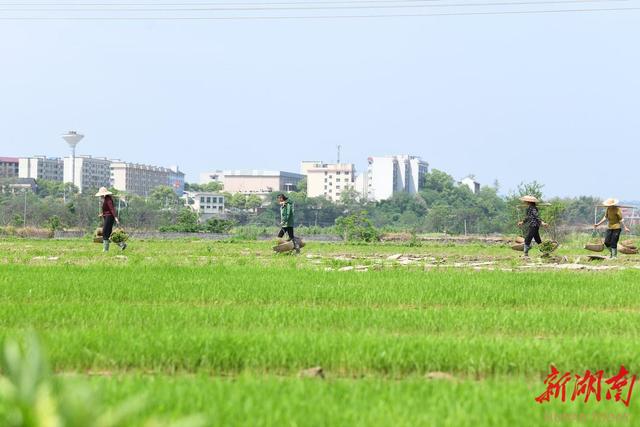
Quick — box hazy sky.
[1,6,639,199]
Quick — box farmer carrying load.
[594,198,630,259]
[517,195,548,257]
[96,187,127,252]
[277,194,300,254]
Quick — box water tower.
[62,131,84,188]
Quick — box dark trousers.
[278,227,295,241]
[525,226,542,246]
[604,229,622,249]
[102,215,115,240]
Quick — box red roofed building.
[0,157,19,178]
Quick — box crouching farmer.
[277,194,300,254]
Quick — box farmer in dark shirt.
[96,187,126,252]
[277,194,300,254]
[517,195,548,257]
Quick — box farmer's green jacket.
[280,201,294,227]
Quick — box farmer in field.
[277,194,300,254]
[594,198,630,259]
[517,195,548,257]
[96,187,127,252]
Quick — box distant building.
[183,191,225,221]
[110,161,185,196]
[200,170,304,196]
[354,171,369,200]
[200,171,223,185]
[300,160,324,175]
[364,155,429,201]
[168,166,186,196]
[0,157,19,178]
[460,177,481,195]
[63,155,111,194]
[19,156,64,182]
[302,161,356,202]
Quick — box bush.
[203,218,235,233]
[335,211,380,242]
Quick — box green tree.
[335,211,380,242]
[151,185,180,208]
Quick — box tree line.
[0,170,612,236]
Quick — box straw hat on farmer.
[519,195,539,204]
[95,187,113,197]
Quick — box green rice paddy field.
[2,238,640,426]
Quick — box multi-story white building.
[19,156,64,182]
[110,161,185,196]
[460,176,480,195]
[183,191,225,221]
[0,157,19,178]
[302,161,356,202]
[63,155,111,194]
[363,155,429,201]
[200,170,304,196]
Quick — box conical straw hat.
[601,198,619,207]
[519,195,539,204]
[95,187,113,197]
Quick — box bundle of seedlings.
[511,243,525,252]
[510,236,525,251]
[93,227,103,244]
[539,240,559,257]
[618,242,638,255]
[621,239,637,249]
[584,231,605,252]
[110,228,129,244]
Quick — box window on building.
[206,197,211,203]
[200,197,205,203]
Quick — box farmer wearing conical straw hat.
[594,198,630,259]
[96,187,126,252]
[517,195,548,257]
